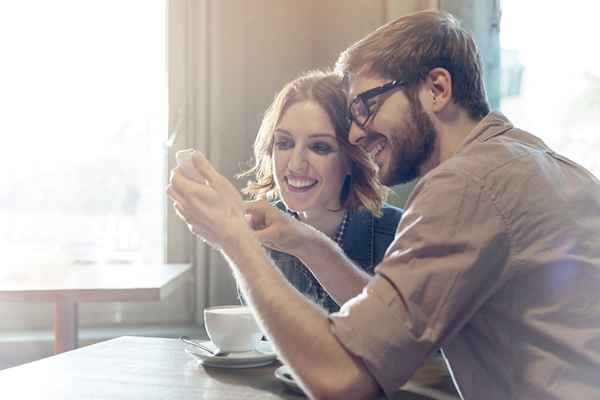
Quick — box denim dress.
[264,202,403,313]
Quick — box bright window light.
[500,0,600,176]
[0,1,166,266]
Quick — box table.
[0,336,458,399]
[0,264,191,353]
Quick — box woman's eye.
[274,139,293,150]
[310,142,333,154]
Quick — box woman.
[239,70,402,313]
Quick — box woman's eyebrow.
[274,129,337,140]
[308,133,336,139]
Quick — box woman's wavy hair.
[239,69,388,215]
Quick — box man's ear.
[426,67,453,112]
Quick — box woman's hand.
[166,151,251,251]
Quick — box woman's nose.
[288,148,308,172]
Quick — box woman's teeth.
[287,177,317,189]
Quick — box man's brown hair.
[336,10,490,120]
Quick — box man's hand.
[166,150,251,250]
[244,200,320,256]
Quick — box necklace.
[333,211,349,247]
[289,208,348,248]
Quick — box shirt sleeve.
[329,168,511,398]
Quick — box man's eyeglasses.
[348,80,406,128]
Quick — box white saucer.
[274,365,305,395]
[185,340,277,369]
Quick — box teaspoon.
[180,336,229,357]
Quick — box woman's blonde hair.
[239,69,388,215]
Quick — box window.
[500,1,600,176]
[0,1,166,267]
[0,1,195,333]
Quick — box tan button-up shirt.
[330,112,600,399]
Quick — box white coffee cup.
[203,305,262,353]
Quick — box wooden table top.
[0,336,302,400]
[0,263,191,302]
[0,336,457,399]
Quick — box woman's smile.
[285,176,319,192]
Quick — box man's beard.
[380,95,437,186]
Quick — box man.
[168,10,600,399]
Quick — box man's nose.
[348,121,367,146]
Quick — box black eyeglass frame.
[348,80,406,128]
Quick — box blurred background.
[0,0,598,368]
